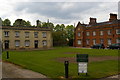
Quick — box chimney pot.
[109,13,117,21]
[89,17,97,25]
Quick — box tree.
[26,21,31,26]
[48,22,54,31]
[54,24,65,32]
[41,22,48,28]
[52,31,67,46]
[0,18,2,26]
[13,19,31,27]
[52,24,67,46]
[2,19,11,26]
[61,24,65,31]
[65,25,75,46]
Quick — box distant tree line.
[1,18,75,46]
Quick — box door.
[34,40,38,48]
[5,40,9,49]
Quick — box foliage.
[41,22,54,30]
[52,31,67,46]
[65,25,75,46]
[2,19,11,26]
[26,21,31,26]
[53,24,74,46]
[13,19,31,27]
[54,24,65,32]
[53,24,67,46]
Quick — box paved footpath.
[98,74,119,80]
[2,61,48,79]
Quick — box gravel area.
[56,56,118,63]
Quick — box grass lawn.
[2,47,119,79]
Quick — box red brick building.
[74,13,120,48]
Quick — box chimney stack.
[109,13,117,21]
[89,17,97,25]
[36,20,40,27]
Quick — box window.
[86,39,90,45]
[4,31,9,37]
[93,31,96,36]
[93,39,96,45]
[25,40,30,47]
[34,32,38,38]
[42,32,47,38]
[100,39,104,44]
[15,31,20,37]
[108,30,112,35]
[78,32,80,37]
[86,32,90,36]
[116,29,120,34]
[108,38,112,45]
[42,40,47,46]
[100,31,103,36]
[77,39,81,45]
[116,38,120,43]
[15,40,20,47]
[25,32,29,38]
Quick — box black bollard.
[6,51,9,59]
[64,61,69,78]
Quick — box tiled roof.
[89,19,120,27]
[79,19,120,28]
[1,26,51,31]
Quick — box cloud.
[0,1,118,26]
[14,2,101,19]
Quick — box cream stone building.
[1,26,53,50]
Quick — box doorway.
[4,40,9,49]
[34,40,38,48]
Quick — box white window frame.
[78,32,80,37]
[34,32,38,38]
[25,40,30,47]
[107,30,111,35]
[93,31,96,36]
[100,39,104,44]
[42,32,47,38]
[15,40,20,47]
[100,30,103,36]
[4,31,9,37]
[116,38,120,43]
[15,31,20,37]
[86,39,89,45]
[108,38,112,45]
[86,32,90,36]
[77,39,81,45]
[116,29,120,35]
[25,32,29,38]
[93,39,96,45]
[42,40,47,46]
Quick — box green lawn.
[2,47,119,79]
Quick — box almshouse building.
[74,13,120,48]
[0,20,53,50]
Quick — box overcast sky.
[0,0,119,26]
